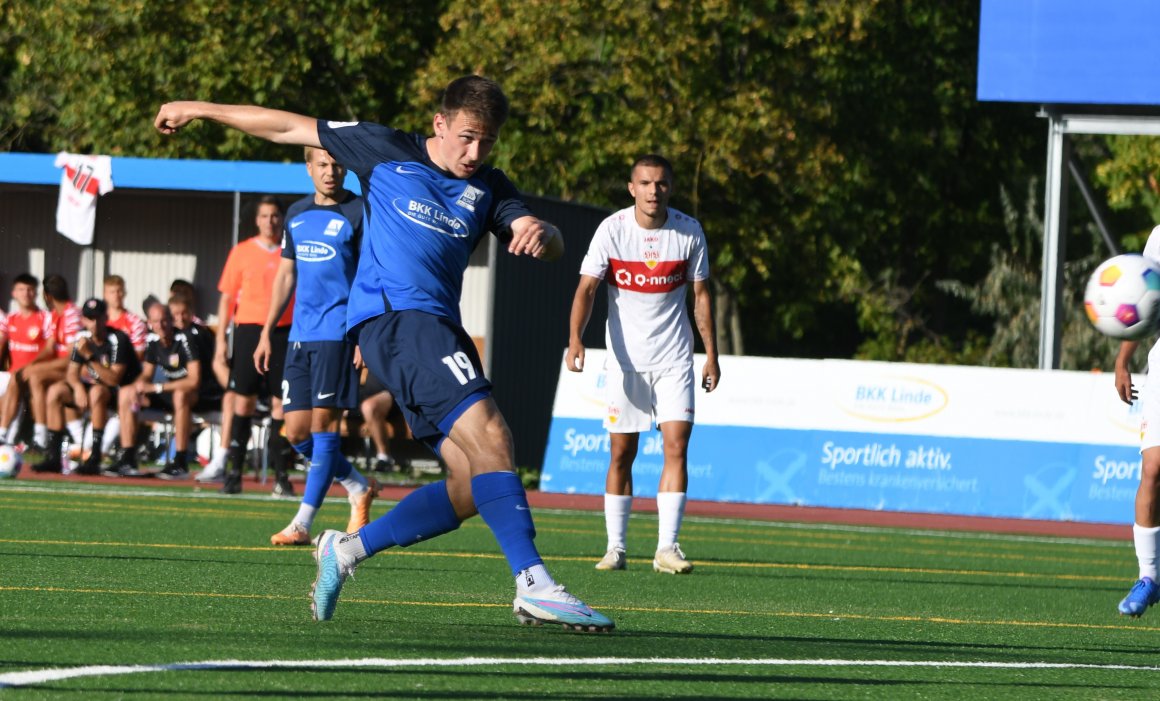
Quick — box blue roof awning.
[0,152,361,195]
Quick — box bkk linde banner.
[540,351,1143,524]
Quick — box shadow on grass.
[34,667,1159,700]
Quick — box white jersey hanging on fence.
[54,152,114,245]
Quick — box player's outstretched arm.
[567,275,600,372]
[154,101,321,148]
[507,216,564,262]
[1115,340,1139,404]
[692,279,720,392]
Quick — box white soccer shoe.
[653,543,694,574]
[513,585,615,632]
[594,547,626,571]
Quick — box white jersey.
[579,205,709,371]
[54,152,114,246]
[1144,225,1160,371]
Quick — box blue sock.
[293,437,314,460]
[471,471,542,575]
[296,435,353,481]
[360,480,460,554]
[301,432,339,509]
[333,454,353,481]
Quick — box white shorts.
[602,365,695,433]
[1141,372,1160,451]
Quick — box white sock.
[341,467,369,496]
[102,415,120,453]
[604,493,632,551]
[516,563,557,595]
[67,419,84,446]
[34,423,47,447]
[1134,523,1160,580]
[6,418,20,444]
[206,450,227,471]
[292,504,318,532]
[335,531,368,564]
[656,491,687,549]
[376,452,390,461]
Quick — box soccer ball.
[0,444,21,479]
[1084,254,1160,340]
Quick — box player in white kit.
[567,154,720,575]
[1113,224,1160,617]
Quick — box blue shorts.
[282,340,359,411]
[357,310,492,446]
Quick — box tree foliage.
[0,0,442,159]
[938,179,1120,371]
[1094,135,1160,248]
[409,0,1046,358]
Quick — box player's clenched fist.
[154,101,204,134]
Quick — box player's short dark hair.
[43,273,70,302]
[12,273,38,289]
[103,274,126,289]
[441,75,509,130]
[256,194,284,213]
[631,154,674,181]
[169,278,195,300]
[244,195,284,236]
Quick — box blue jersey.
[316,120,533,332]
[282,192,364,342]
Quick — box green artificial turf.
[1,480,1158,699]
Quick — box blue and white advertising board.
[540,352,1142,524]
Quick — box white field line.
[2,656,1158,688]
[0,481,1125,548]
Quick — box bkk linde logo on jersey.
[609,259,685,292]
[393,197,468,238]
[837,374,949,422]
[297,240,337,262]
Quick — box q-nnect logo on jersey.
[297,240,337,262]
[392,197,468,238]
[838,374,949,422]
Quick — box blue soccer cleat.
[1117,577,1160,617]
[514,585,615,633]
[311,529,356,621]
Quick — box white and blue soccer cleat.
[1117,577,1160,617]
[514,585,615,633]
[311,529,356,621]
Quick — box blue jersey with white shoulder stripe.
[281,192,364,342]
[316,120,532,332]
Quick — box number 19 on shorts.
[441,352,478,385]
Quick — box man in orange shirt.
[216,195,295,494]
[0,274,52,445]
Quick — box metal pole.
[1039,113,1069,369]
[1068,155,1120,257]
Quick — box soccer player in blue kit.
[155,75,615,632]
[256,146,379,546]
